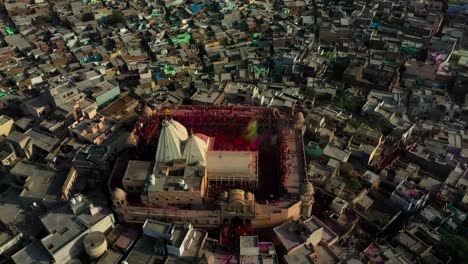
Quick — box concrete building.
[11,194,115,263]
[274,216,324,253]
[0,115,14,136]
[15,162,68,208]
[72,144,111,182]
[124,219,208,263]
[274,216,339,264]
[89,80,121,108]
[45,80,82,110]
[348,125,383,165]
[390,181,430,212]
[68,113,117,145]
[239,236,278,264]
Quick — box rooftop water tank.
[83,232,107,259]
[75,193,83,203]
[149,174,156,185]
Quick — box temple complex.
[109,106,313,228]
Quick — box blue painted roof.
[190,3,205,15]
[155,73,167,81]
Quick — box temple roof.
[170,119,189,141]
[183,134,208,166]
[155,119,182,163]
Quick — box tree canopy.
[105,11,126,26]
[33,15,52,26]
[81,13,95,22]
[433,234,468,263]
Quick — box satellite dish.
[75,194,83,203]
[149,174,156,185]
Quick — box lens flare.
[245,120,258,143]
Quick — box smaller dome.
[170,119,189,141]
[229,189,245,203]
[220,191,228,201]
[293,111,305,128]
[245,192,253,200]
[142,106,153,116]
[300,181,314,195]
[112,188,127,201]
[126,133,138,147]
[75,193,83,203]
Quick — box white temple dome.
[183,134,208,166]
[170,119,189,141]
[155,119,183,163]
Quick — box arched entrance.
[231,216,243,227]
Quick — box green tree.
[33,15,52,26]
[81,12,95,22]
[434,234,468,263]
[105,11,126,26]
[347,118,362,128]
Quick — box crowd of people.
[208,182,257,198]
[135,106,282,149]
[279,132,289,191]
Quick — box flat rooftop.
[171,224,190,248]
[274,221,304,251]
[19,168,67,203]
[143,219,172,235]
[150,164,205,192]
[240,236,259,249]
[0,115,12,126]
[283,245,315,264]
[313,244,340,264]
[40,205,85,254]
[127,229,206,263]
[11,241,52,264]
[207,151,258,177]
[239,255,262,264]
[124,160,154,182]
[24,129,61,152]
[125,235,158,264]
[303,217,323,233]
[97,249,123,264]
[274,217,324,251]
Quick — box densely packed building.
[0,0,467,263]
